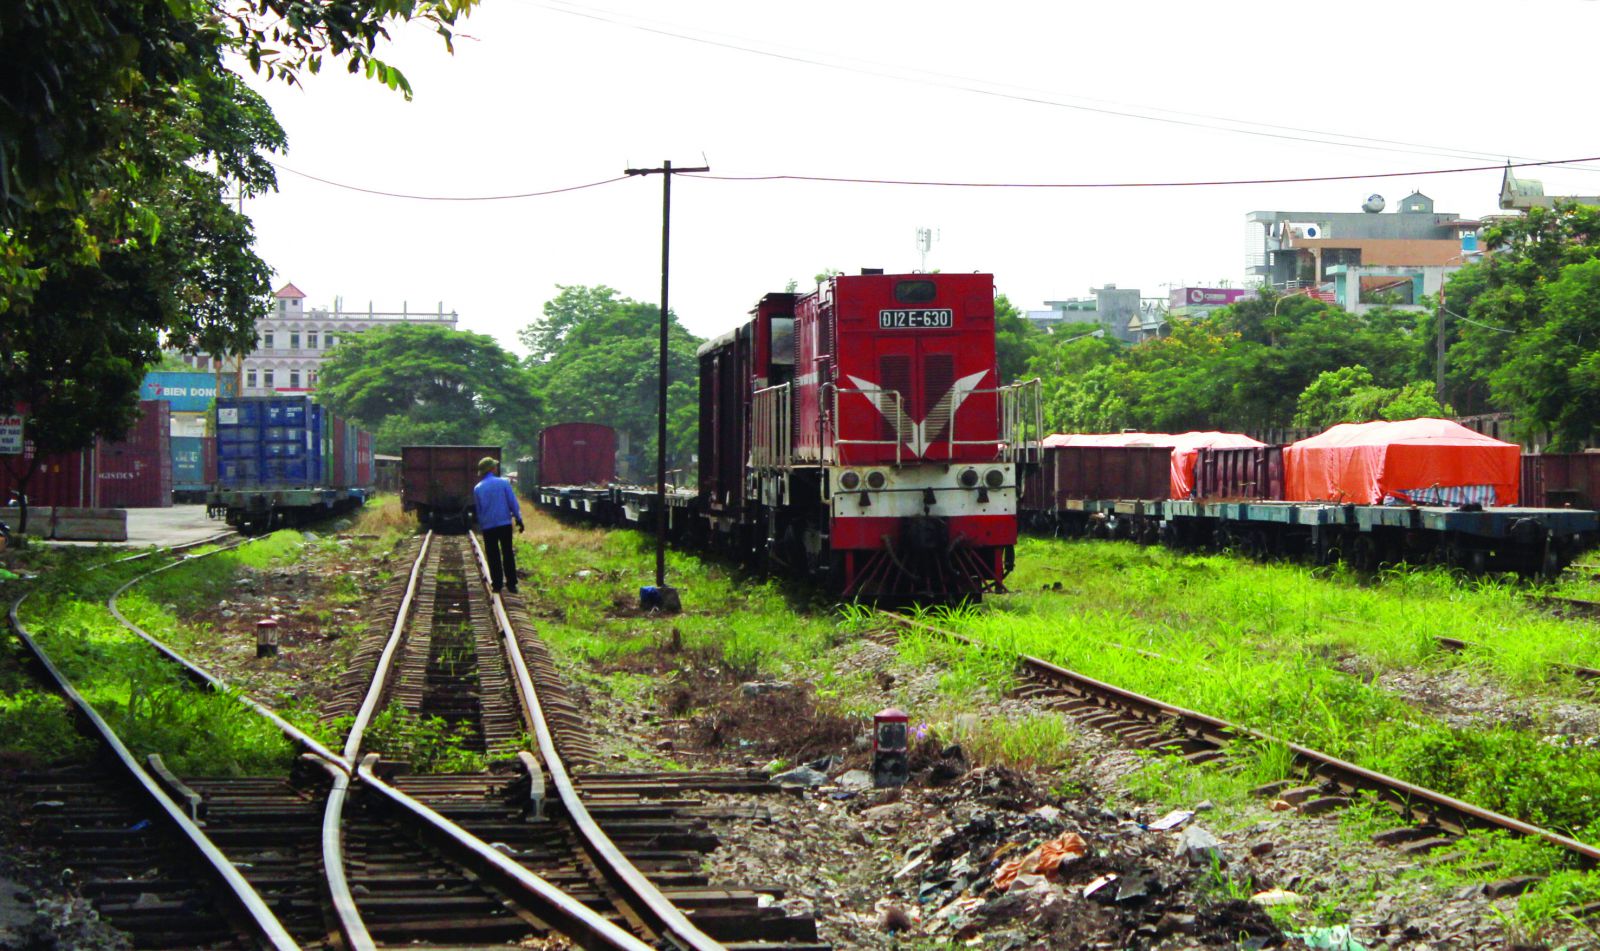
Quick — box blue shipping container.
[172,436,206,487]
[215,397,324,489]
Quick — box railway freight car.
[538,423,617,487]
[538,271,1042,601]
[207,397,372,534]
[401,445,499,530]
[1022,419,1598,575]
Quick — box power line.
[526,0,1600,171]
[269,160,632,200]
[681,154,1600,190]
[1445,307,1517,334]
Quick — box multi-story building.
[1026,285,1168,342]
[237,283,459,395]
[1245,192,1478,297]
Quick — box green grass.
[11,535,302,775]
[1012,536,1600,688]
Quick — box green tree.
[1441,202,1600,448]
[522,285,702,474]
[994,293,1046,384]
[316,325,540,458]
[1293,366,1449,429]
[1,0,476,481]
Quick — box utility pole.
[1435,292,1447,406]
[624,159,708,611]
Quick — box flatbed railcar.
[535,271,1042,601]
[207,396,372,534]
[1020,441,1599,575]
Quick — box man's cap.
[478,456,499,474]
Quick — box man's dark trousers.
[483,524,517,591]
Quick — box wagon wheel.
[1349,534,1380,572]
[1245,529,1271,560]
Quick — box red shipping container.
[356,430,374,487]
[332,415,348,490]
[203,435,218,485]
[1194,446,1286,501]
[539,423,617,486]
[0,445,97,507]
[1042,431,1265,498]
[97,401,173,507]
[1523,453,1600,509]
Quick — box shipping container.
[356,430,374,488]
[1523,453,1600,509]
[538,423,617,486]
[1038,445,1172,505]
[0,445,97,508]
[97,401,172,507]
[171,435,215,502]
[215,396,324,489]
[1193,446,1286,501]
[141,370,236,413]
[329,414,361,489]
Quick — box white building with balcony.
[240,283,459,395]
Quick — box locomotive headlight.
[959,468,979,488]
[866,470,887,490]
[984,468,1006,490]
[839,470,861,491]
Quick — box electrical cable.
[525,0,1600,171]
[1444,307,1517,334]
[681,154,1600,190]
[268,160,632,201]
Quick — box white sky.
[240,0,1600,351]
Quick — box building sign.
[1169,287,1249,309]
[141,371,238,413]
[0,416,21,455]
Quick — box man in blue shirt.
[473,456,523,593]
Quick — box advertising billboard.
[140,372,237,413]
[1169,287,1249,309]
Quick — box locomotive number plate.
[879,308,953,329]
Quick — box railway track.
[877,609,1600,903]
[10,529,826,949]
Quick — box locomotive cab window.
[770,317,795,365]
[895,280,938,303]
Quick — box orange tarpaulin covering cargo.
[1041,431,1265,498]
[1283,418,1520,505]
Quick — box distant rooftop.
[274,282,307,299]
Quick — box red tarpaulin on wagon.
[1041,431,1265,498]
[1283,418,1520,505]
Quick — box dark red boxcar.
[1193,446,1286,501]
[401,445,500,527]
[1038,445,1172,504]
[538,423,617,486]
[97,401,172,508]
[1522,453,1600,509]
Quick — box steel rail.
[342,530,434,762]
[306,755,376,951]
[105,537,348,766]
[467,530,727,951]
[354,754,654,951]
[8,587,302,951]
[881,611,1600,864]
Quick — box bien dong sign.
[0,415,22,455]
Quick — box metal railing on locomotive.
[745,379,1046,469]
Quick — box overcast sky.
[240,0,1600,350]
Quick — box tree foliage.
[1292,366,1449,429]
[1440,203,1600,449]
[0,0,475,471]
[522,285,702,474]
[1026,295,1433,436]
[316,325,540,457]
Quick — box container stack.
[96,400,172,508]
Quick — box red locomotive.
[698,271,1038,599]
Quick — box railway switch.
[873,707,909,788]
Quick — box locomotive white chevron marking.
[844,369,989,458]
